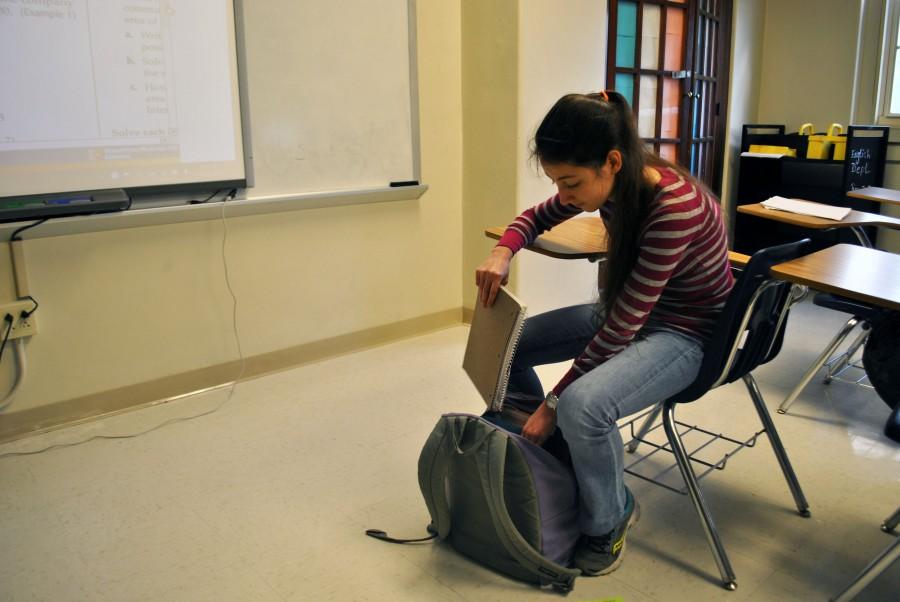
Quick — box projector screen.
[0,0,246,200]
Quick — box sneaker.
[574,487,640,576]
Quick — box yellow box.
[748,144,797,157]
[832,132,847,161]
[805,123,844,160]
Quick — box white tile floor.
[1,300,898,601]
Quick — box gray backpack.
[368,413,581,592]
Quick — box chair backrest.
[670,239,810,404]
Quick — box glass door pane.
[664,7,685,71]
[616,1,637,68]
[616,73,635,106]
[640,5,661,69]
[638,75,658,138]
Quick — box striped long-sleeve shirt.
[496,166,734,396]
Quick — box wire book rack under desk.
[619,406,765,495]
[823,354,873,390]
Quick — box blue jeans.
[507,304,704,535]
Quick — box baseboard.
[0,307,464,444]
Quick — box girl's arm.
[476,195,581,307]
[495,194,582,254]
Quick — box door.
[607,0,732,195]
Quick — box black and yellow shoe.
[574,487,640,576]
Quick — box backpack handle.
[450,416,493,455]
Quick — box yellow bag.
[805,123,844,160]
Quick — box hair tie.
[598,90,609,102]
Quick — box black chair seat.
[813,293,883,322]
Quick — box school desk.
[484,217,750,267]
[772,251,900,602]
[846,186,900,207]
[736,202,900,248]
[772,243,899,416]
[770,244,900,311]
[484,216,607,261]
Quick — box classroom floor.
[1,299,898,601]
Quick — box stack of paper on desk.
[761,196,851,221]
[740,151,792,159]
[463,286,527,412]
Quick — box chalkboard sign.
[843,125,889,192]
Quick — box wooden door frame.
[605,0,732,196]
[709,0,732,196]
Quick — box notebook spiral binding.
[492,308,527,412]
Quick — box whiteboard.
[238,0,420,199]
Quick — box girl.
[475,91,734,576]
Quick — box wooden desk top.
[484,217,750,267]
[727,250,750,268]
[484,216,608,260]
[771,244,900,311]
[737,202,900,231]
[846,186,900,206]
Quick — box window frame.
[877,0,900,124]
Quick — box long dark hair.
[532,91,691,310]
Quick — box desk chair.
[777,294,881,414]
[775,192,895,415]
[624,239,812,591]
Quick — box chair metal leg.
[831,536,900,602]
[778,317,860,414]
[883,507,900,533]
[662,402,738,590]
[743,375,811,516]
[626,402,662,453]
[823,327,869,383]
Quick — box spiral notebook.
[463,286,527,412]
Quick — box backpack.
[367,412,582,593]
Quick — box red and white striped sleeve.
[496,194,582,253]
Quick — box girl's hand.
[475,247,513,307]
[521,402,557,446]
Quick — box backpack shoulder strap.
[478,434,580,592]
[417,414,506,538]
[417,416,455,538]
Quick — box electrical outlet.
[0,300,37,340]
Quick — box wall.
[516,1,608,316]
[751,0,899,253]
[0,0,464,438]
[721,0,765,236]
[6,1,896,439]
[461,0,520,314]
[756,0,860,130]
[461,0,608,317]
